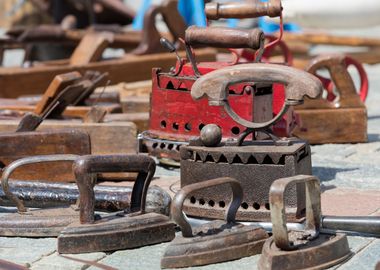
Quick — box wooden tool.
[292,54,368,144]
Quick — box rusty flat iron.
[161,177,268,268]
[180,64,322,222]
[258,175,352,270]
[0,155,80,237]
[58,154,175,254]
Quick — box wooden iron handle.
[185,26,264,50]
[206,0,282,20]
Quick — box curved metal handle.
[73,154,156,224]
[307,54,368,105]
[191,63,322,130]
[269,175,321,251]
[206,0,282,19]
[1,155,79,213]
[171,177,243,238]
[185,26,264,51]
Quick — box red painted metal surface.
[148,59,295,143]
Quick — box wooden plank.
[121,96,150,113]
[104,112,149,132]
[0,130,90,182]
[0,48,216,98]
[0,120,137,155]
[293,108,367,144]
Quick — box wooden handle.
[185,26,264,50]
[206,0,282,20]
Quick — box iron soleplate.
[161,221,268,268]
[58,212,175,254]
[0,207,78,237]
[258,233,352,270]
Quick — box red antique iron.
[258,175,352,270]
[180,63,322,222]
[58,154,175,254]
[161,177,268,268]
[140,0,295,163]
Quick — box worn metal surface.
[258,175,352,270]
[0,180,170,214]
[58,154,175,254]
[161,178,268,268]
[0,155,84,237]
[205,0,283,19]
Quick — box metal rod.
[322,215,380,236]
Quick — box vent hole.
[278,155,286,165]
[152,143,158,149]
[176,145,180,151]
[205,154,215,162]
[185,123,192,132]
[190,196,196,204]
[199,199,205,205]
[241,202,249,209]
[218,154,228,163]
[265,203,270,210]
[232,155,243,164]
[247,155,258,164]
[168,144,174,150]
[219,201,226,208]
[160,120,167,128]
[263,155,274,164]
[231,126,240,135]
[172,122,179,130]
[253,202,260,210]
[208,200,215,207]
[160,143,166,149]
[198,123,205,131]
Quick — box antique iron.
[161,177,268,268]
[140,0,293,163]
[258,175,352,270]
[292,54,368,144]
[180,64,322,222]
[58,154,175,254]
[0,155,80,237]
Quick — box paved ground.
[0,13,380,270]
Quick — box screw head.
[200,124,222,147]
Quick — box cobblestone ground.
[0,24,380,269]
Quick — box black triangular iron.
[0,155,80,237]
[258,175,352,270]
[161,177,268,268]
[58,154,175,254]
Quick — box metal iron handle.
[73,154,156,224]
[206,0,282,20]
[185,26,264,50]
[171,177,243,238]
[307,54,368,105]
[269,175,321,251]
[191,63,322,130]
[1,155,79,213]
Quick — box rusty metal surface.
[258,175,352,270]
[161,178,268,268]
[181,140,310,221]
[205,0,283,19]
[58,154,175,254]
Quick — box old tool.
[0,180,171,214]
[141,0,292,162]
[0,130,90,181]
[258,175,352,270]
[180,64,322,222]
[0,155,80,237]
[161,177,268,268]
[58,154,175,254]
[292,54,368,144]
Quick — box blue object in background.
[133,0,207,29]
[259,17,301,33]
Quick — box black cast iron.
[258,175,352,270]
[180,64,322,222]
[161,177,268,268]
[58,154,175,254]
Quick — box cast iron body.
[161,177,268,268]
[258,175,352,270]
[58,154,175,254]
[180,63,322,222]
